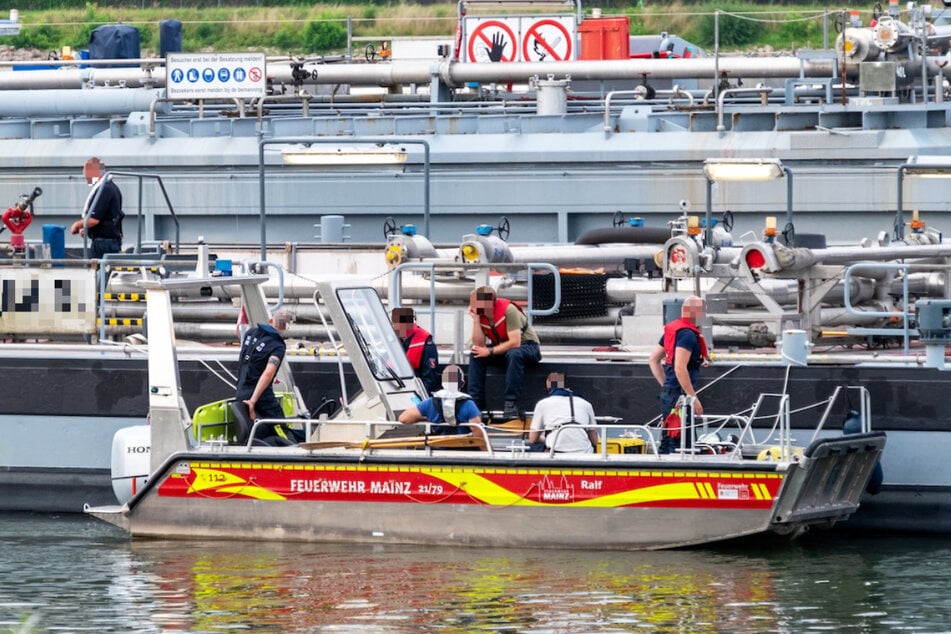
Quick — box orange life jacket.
[403,325,432,369]
[479,298,524,345]
[663,318,709,366]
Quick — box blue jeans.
[91,238,121,259]
[468,340,541,410]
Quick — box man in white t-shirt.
[528,372,599,453]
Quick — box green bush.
[302,20,347,53]
[688,11,762,49]
[11,24,63,52]
[272,25,299,51]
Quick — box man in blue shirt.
[398,365,486,446]
[647,296,710,453]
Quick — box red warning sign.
[466,20,518,63]
[522,18,573,61]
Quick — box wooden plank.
[487,417,532,434]
[300,434,485,451]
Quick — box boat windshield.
[335,287,415,384]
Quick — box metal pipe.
[0,88,164,116]
[717,86,774,133]
[0,55,846,92]
[505,244,664,269]
[603,89,641,133]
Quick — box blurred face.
[83,158,103,185]
[473,292,494,317]
[270,312,289,334]
[682,300,704,323]
[442,366,464,390]
[393,311,414,337]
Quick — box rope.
[199,358,237,391]
[718,9,831,24]
[645,363,745,427]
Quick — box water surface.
[1,513,947,633]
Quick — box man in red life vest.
[391,306,440,395]
[647,296,710,454]
[468,285,542,420]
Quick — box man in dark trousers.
[69,157,124,259]
[647,296,710,454]
[391,306,440,395]
[467,285,541,420]
[235,310,294,445]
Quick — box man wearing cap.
[391,306,440,395]
[69,157,125,259]
[398,365,487,445]
[528,372,599,453]
[468,285,542,420]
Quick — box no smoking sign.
[522,18,573,61]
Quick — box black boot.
[503,400,519,420]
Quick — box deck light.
[281,144,408,165]
[703,158,785,182]
[704,158,793,247]
[896,155,951,240]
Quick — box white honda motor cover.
[111,425,151,505]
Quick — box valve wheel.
[721,210,734,233]
[382,216,398,239]
[782,222,796,248]
[496,217,510,241]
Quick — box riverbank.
[5,2,853,57]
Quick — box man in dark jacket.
[69,157,124,259]
[391,306,440,395]
[235,310,294,445]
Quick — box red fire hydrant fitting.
[2,206,32,251]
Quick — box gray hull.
[88,432,885,550]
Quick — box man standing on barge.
[70,157,124,259]
[647,296,710,454]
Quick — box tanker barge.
[2,2,951,532]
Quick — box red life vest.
[663,318,709,365]
[403,325,432,369]
[479,298,524,345]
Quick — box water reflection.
[3,514,951,633]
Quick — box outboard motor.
[457,219,513,265]
[110,424,150,504]
[384,220,437,268]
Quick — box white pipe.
[0,56,842,92]
[0,88,166,117]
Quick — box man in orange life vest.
[647,296,710,454]
[468,285,542,420]
[391,306,440,395]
